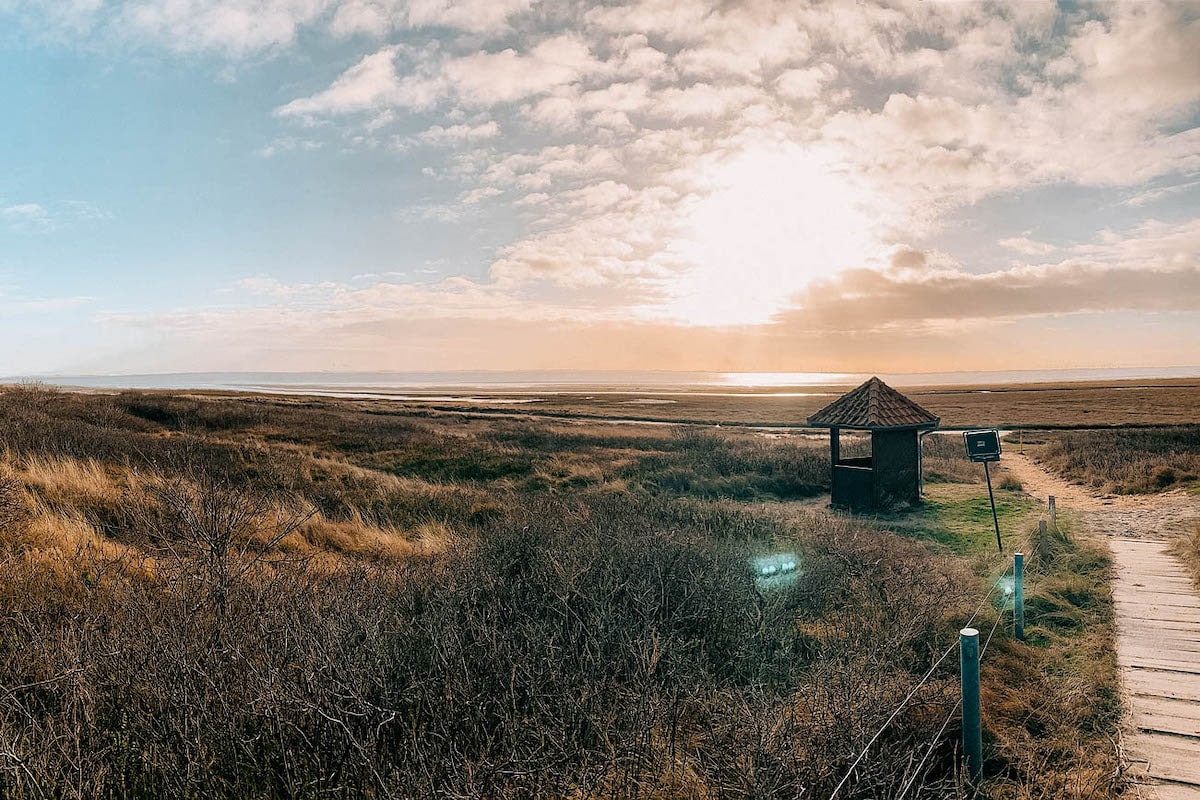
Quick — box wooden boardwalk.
[1004,455,1200,799]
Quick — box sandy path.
[1004,454,1200,799]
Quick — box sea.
[7,365,1200,399]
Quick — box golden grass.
[295,510,452,559]
[18,452,128,504]
[0,452,453,567]
[1171,524,1200,589]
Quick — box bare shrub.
[0,474,24,533]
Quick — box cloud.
[0,200,108,232]
[275,46,430,116]
[258,136,323,157]
[330,0,535,38]
[1122,178,1200,208]
[442,35,603,106]
[1,203,52,232]
[277,33,605,120]
[11,0,1200,373]
[5,0,538,54]
[119,0,328,55]
[999,236,1058,256]
[413,121,499,145]
[781,219,1200,333]
[775,64,836,100]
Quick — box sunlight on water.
[716,372,858,387]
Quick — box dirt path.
[1004,454,1200,799]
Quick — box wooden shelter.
[806,377,939,511]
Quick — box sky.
[0,0,1198,376]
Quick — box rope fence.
[827,493,1059,799]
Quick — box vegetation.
[1172,523,1200,589]
[978,517,1123,799]
[876,488,1122,799]
[0,387,1123,798]
[1033,426,1200,494]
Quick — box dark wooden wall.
[871,428,920,506]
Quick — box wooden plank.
[1127,679,1200,704]
[1144,785,1200,800]
[1131,733,1200,785]
[1133,698,1200,734]
[1121,656,1200,675]
[1007,455,1200,800]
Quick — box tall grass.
[1037,426,1200,493]
[0,487,982,798]
[0,387,1123,798]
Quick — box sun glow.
[663,143,886,327]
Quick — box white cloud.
[1,203,51,230]
[1,200,108,232]
[999,236,1058,256]
[120,0,329,55]
[276,46,431,116]
[330,0,536,38]
[411,121,499,146]
[782,219,1200,332]
[459,185,502,204]
[6,0,537,53]
[775,64,836,100]
[442,34,603,106]
[258,136,323,157]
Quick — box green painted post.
[960,628,983,785]
[1014,552,1025,642]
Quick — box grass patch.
[1035,426,1200,494]
[886,482,1038,556]
[1171,522,1200,589]
[872,497,1122,799]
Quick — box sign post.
[964,430,1003,552]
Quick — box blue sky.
[0,0,1198,375]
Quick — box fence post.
[1048,496,1056,530]
[960,628,983,785]
[1038,519,1047,561]
[1014,553,1025,642]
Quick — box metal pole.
[1048,495,1056,531]
[983,461,1002,552]
[1014,552,1025,642]
[960,628,983,785]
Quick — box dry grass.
[1171,523,1200,589]
[1033,426,1200,494]
[0,386,1128,798]
[979,518,1122,799]
[923,434,1023,490]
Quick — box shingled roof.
[807,377,939,430]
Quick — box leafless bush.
[0,475,23,533]
[135,471,313,614]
